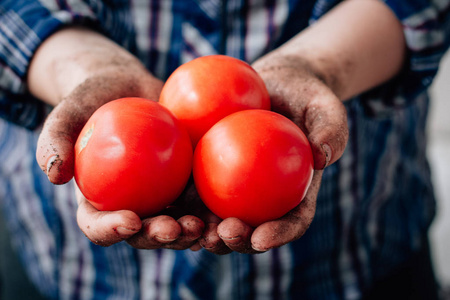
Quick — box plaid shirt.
[1,0,449,299]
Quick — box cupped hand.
[30,27,210,249]
[37,71,212,249]
[197,53,349,254]
[197,170,322,254]
[38,73,208,249]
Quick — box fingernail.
[219,235,240,241]
[116,226,139,237]
[46,155,57,176]
[321,143,332,168]
[219,235,241,245]
[155,236,177,243]
[251,245,268,252]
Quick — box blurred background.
[429,50,450,295]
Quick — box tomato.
[74,97,193,218]
[193,109,314,227]
[159,55,271,147]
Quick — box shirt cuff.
[0,1,98,129]
[361,0,450,117]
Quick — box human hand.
[197,54,348,254]
[31,27,207,249]
[38,66,209,249]
[37,70,207,249]
[202,0,405,254]
[37,72,206,249]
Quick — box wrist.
[27,26,162,105]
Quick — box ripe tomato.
[74,97,193,218]
[193,109,314,227]
[159,55,271,147]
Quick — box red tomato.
[193,109,314,227]
[74,97,193,218]
[159,55,271,147]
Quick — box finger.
[170,215,205,250]
[156,203,206,250]
[217,218,260,254]
[251,170,322,252]
[190,242,202,251]
[77,198,142,247]
[175,183,231,253]
[127,216,204,250]
[199,223,232,255]
[127,215,181,249]
[304,92,349,169]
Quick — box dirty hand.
[199,0,405,254]
[197,54,348,255]
[30,27,205,249]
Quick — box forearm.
[256,0,405,101]
[27,27,161,106]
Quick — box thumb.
[252,54,348,170]
[36,100,90,184]
[303,89,349,170]
[35,74,165,184]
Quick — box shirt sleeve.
[361,0,450,117]
[0,0,98,129]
